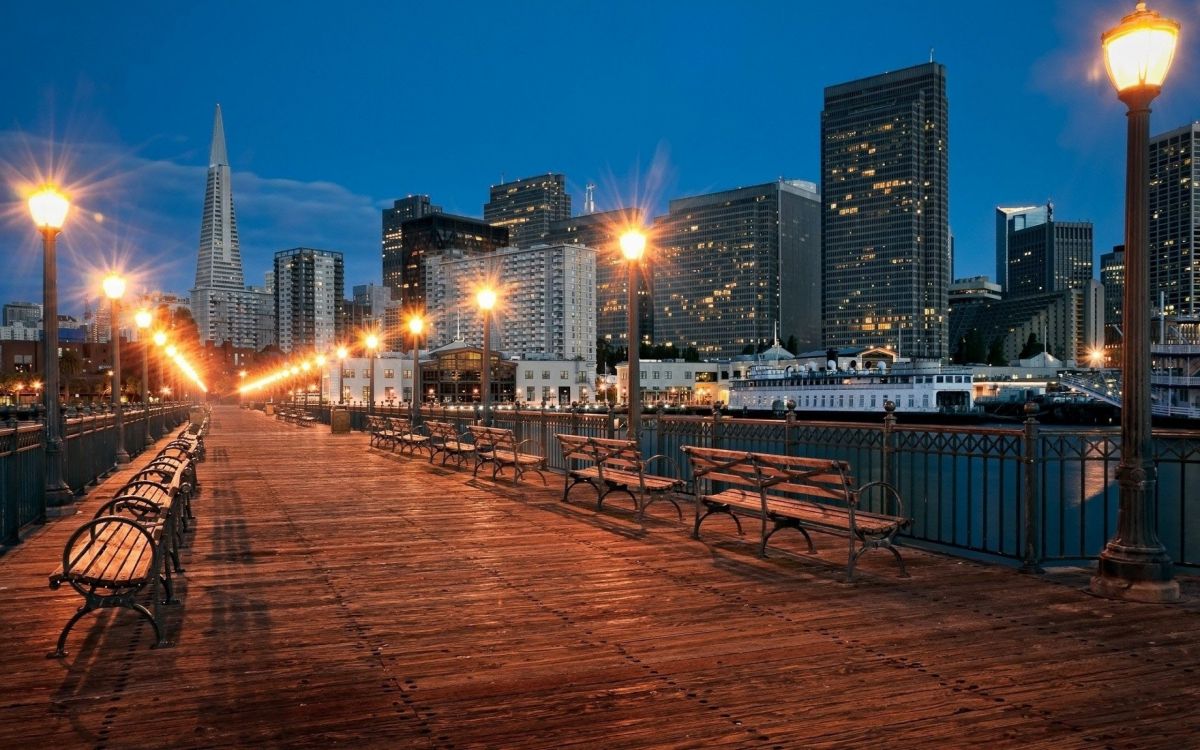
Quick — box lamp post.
[336,345,348,404]
[135,309,154,448]
[364,333,379,413]
[28,186,73,505]
[314,356,326,407]
[1090,1,1181,603]
[166,345,179,401]
[476,289,496,425]
[408,315,424,425]
[102,274,131,465]
[620,229,647,441]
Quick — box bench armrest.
[514,439,541,455]
[854,480,906,519]
[644,454,682,480]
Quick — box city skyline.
[1,1,1198,315]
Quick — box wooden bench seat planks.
[557,434,685,520]
[467,425,547,485]
[681,446,911,580]
[425,420,473,467]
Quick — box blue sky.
[1,1,1197,316]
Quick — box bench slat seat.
[683,446,910,580]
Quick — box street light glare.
[408,315,425,335]
[476,288,497,311]
[365,333,380,350]
[619,229,647,261]
[336,346,349,360]
[28,186,70,230]
[165,345,178,357]
[102,274,127,300]
[134,309,153,329]
[1102,2,1179,94]
[153,331,167,347]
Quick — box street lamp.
[135,309,154,448]
[476,289,496,425]
[28,186,73,505]
[620,228,647,441]
[336,345,348,404]
[408,314,424,425]
[102,274,131,465]
[364,333,380,413]
[1091,1,1181,603]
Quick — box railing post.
[784,408,795,456]
[881,400,896,488]
[1020,401,1044,574]
[605,403,615,440]
[513,402,523,445]
[711,403,723,450]
[654,403,665,459]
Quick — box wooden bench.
[681,446,910,580]
[49,515,168,656]
[467,425,548,485]
[557,434,686,520]
[366,416,399,449]
[425,420,473,467]
[389,417,431,458]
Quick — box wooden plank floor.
[1,405,1198,749]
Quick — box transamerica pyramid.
[193,104,245,291]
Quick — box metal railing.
[299,402,1200,570]
[0,403,192,549]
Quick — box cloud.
[0,130,382,310]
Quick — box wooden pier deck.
[1,405,1198,749]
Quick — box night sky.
[1,0,1196,316]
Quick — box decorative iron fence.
[0,404,192,549]
[300,402,1200,569]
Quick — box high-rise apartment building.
[1149,123,1199,317]
[1006,212,1094,300]
[654,180,821,358]
[425,243,595,367]
[2,302,41,327]
[821,62,950,359]
[381,196,442,299]
[190,105,274,350]
[995,205,1049,292]
[1101,246,1125,344]
[382,213,508,311]
[545,208,649,347]
[484,174,571,248]
[274,248,345,354]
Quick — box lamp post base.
[45,482,74,508]
[1090,543,1181,603]
[115,449,131,465]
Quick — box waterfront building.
[425,243,596,368]
[1149,122,1199,317]
[949,288,1088,366]
[2,302,41,327]
[381,196,442,299]
[383,212,507,310]
[995,205,1049,293]
[484,173,571,249]
[821,62,950,359]
[545,207,649,347]
[654,180,821,358]
[273,248,345,354]
[614,359,730,406]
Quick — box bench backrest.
[63,516,159,586]
[557,434,644,473]
[425,420,461,441]
[468,425,517,453]
[682,446,852,505]
[366,416,388,432]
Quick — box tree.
[60,349,82,401]
[955,328,987,365]
[987,337,1007,366]
[681,346,700,363]
[784,335,798,354]
[1019,332,1044,359]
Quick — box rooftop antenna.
[584,183,596,214]
[774,321,780,347]
[455,310,462,341]
[930,47,935,63]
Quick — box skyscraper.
[654,180,821,358]
[821,62,950,359]
[1149,122,1199,317]
[1101,246,1125,343]
[1005,211,1094,300]
[274,248,345,354]
[190,105,272,349]
[383,213,508,311]
[484,174,571,248]
[545,208,648,347]
[382,196,442,299]
[995,204,1049,292]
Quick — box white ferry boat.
[729,359,976,415]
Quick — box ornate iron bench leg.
[49,604,93,658]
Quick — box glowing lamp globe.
[620,229,647,262]
[408,316,425,335]
[1102,2,1180,95]
[336,346,349,360]
[476,289,497,311]
[365,334,380,350]
[165,345,178,357]
[153,331,167,347]
[135,309,153,329]
[102,274,126,300]
[28,187,70,230]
